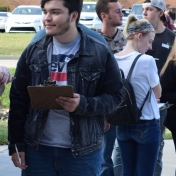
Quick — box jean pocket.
[132,124,149,140]
[116,126,125,138]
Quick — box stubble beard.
[47,16,71,37]
[108,16,122,27]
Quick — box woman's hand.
[0,66,12,86]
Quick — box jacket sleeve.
[72,50,122,116]
[160,61,176,104]
[8,49,30,155]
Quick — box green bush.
[0,121,8,145]
[0,7,10,12]
[165,129,173,140]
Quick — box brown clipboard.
[27,86,74,109]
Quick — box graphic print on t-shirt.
[50,54,73,85]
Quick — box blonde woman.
[160,38,176,151]
[114,15,161,176]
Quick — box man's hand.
[104,121,110,132]
[104,115,110,132]
[56,93,80,112]
[0,66,12,86]
[12,152,28,170]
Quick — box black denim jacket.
[8,28,122,156]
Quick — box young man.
[96,0,126,54]
[8,0,123,175]
[96,0,126,176]
[164,4,174,31]
[143,0,175,175]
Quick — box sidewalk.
[0,56,19,60]
[0,140,175,176]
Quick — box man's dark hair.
[41,0,83,24]
[96,0,118,21]
[143,0,166,22]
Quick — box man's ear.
[100,12,107,21]
[71,11,78,22]
[158,10,164,18]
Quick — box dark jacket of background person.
[160,60,176,133]
[8,28,122,156]
[146,28,175,74]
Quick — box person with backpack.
[113,15,161,176]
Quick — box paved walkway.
[0,140,175,176]
[0,56,18,68]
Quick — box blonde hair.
[160,38,176,76]
[123,14,154,39]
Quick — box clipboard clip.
[43,77,57,87]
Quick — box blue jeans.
[100,125,116,176]
[117,119,160,176]
[154,109,167,176]
[22,144,102,176]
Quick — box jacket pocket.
[80,71,100,96]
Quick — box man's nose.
[142,9,146,16]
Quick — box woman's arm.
[152,83,162,99]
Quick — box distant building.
[0,0,40,12]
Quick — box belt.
[137,118,156,124]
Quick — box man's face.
[106,2,123,27]
[42,0,71,37]
[142,5,162,26]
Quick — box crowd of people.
[0,0,175,175]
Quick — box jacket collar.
[34,26,92,56]
[97,28,125,43]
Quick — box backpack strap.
[126,54,143,80]
[120,69,125,79]
[126,53,149,111]
[139,89,151,111]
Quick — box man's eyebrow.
[42,8,62,11]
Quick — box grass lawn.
[0,68,16,108]
[0,33,35,56]
[0,121,8,145]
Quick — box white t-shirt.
[114,51,160,120]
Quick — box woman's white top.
[114,51,160,120]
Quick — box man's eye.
[53,11,59,14]
[116,10,121,13]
